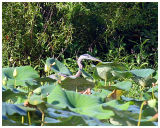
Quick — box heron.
[48,54,102,80]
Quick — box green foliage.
[111,81,132,91]
[2,2,158,76]
[60,77,94,91]
[3,102,26,116]
[2,66,39,89]
[95,62,127,81]
[2,66,39,80]
[2,2,158,126]
[130,69,155,78]
[2,57,158,126]
[46,58,72,76]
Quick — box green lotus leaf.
[91,89,112,101]
[103,100,157,126]
[2,102,26,116]
[45,108,110,126]
[127,105,140,114]
[130,69,155,78]
[60,77,94,91]
[2,66,39,80]
[81,69,93,80]
[153,70,158,80]
[102,105,138,126]
[142,106,157,117]
[44,116,87,126]
[96,62,126,80]
[111,71,133,79]
[97,62,126,70]
[2,66,39,87]
[47,85,122,119]
[2,118,27,126]
[147,86,158,92]
[44,117,61,124]
[17,105,36,111]
[28,95,44,105]
[46,58,72,76]
[47,85,102,108]
[33,84,56,98]
[147,99,157,108]
[111,81,132,91]
[33,87,42,95]
[34,77,57,83]
[2,88,27,102]
[73,105,114,120]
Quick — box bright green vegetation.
[2,2,158,126]
[2,58,158,126]
[2,2,158,75]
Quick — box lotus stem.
[28,91,32,99]
[13,68,17,88]
[28,112,31,125]
[48,71,50,77]
[21,116,24,124]
[137,101,146,126]
[41,111,45,126]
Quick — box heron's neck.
[74,59,83,77]
[74,70,82,77]
[77,59,83,69]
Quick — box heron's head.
[78,54,102,62]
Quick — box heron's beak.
[91,57,102,62]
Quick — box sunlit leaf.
[130,69,155,78]
[44,117,60,124]
[2,66,39,80]
[28,95,44,105]
[96,62,127,80]
[103,100,130,111]
[46,58,72,76]
[47,85,102,108]
[2,66,39,87]
[112,81,132,91]
[47,85,114,119]
[147,99,157,108]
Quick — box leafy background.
[2,2,158,76]
[2,2,158,126]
